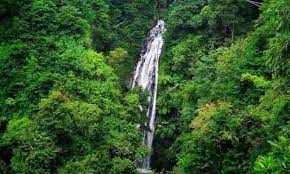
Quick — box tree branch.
[245,0,262,7]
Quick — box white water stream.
[132,20,165,173]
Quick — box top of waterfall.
[149,20,165,36]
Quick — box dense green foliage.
[0,0,155,173]
[0,0,289,173]
[153,0,290,173]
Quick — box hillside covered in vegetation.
[0,0,289,173]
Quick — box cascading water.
[132,20,165,173]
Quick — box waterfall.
[132,20,165,173]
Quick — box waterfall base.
[137,168,152,174]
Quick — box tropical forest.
[0,0,289,173]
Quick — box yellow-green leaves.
[241,73,270,89]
